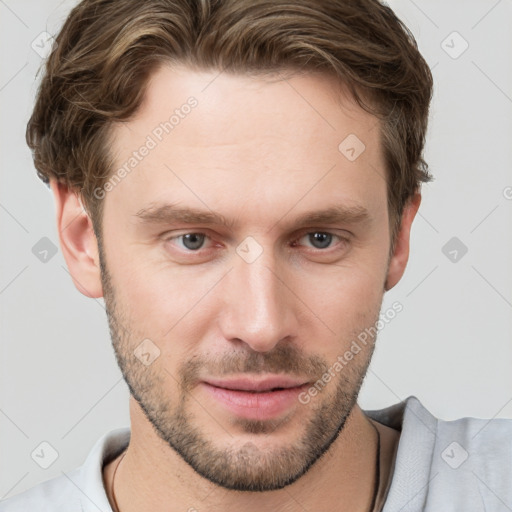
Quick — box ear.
[50,179,103,298]
[384,192,421,291]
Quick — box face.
[97,64,394,491]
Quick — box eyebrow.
[134,202,371,231]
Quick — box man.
[1,0,511,511]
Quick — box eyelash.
[163,230,349,254]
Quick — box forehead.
[105,64,386,230]
[123,64,379,151]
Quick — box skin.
[51,64,419,512]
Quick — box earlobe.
[384,192,422,291]
[50,179,103,298]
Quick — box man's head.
[28,0,432,493]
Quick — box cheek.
[111,255,224,344]
[292,263,386,363]
[301,257,386,316]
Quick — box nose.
[218,245,299,353]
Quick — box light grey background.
[1,0,511,499]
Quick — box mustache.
[179,343,329,391]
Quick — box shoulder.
[366,396,512,511]
[0,469,84,512]
[428,406,512,510]
[0,427,130,512]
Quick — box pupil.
[183,233,204,250]
[310,232,331,249]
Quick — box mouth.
[203,375,310,392]
[237,388,287,393]
[199,375,311,420]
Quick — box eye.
[166,232,210,251]
[293,231,346,250]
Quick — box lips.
[200,376,311,420]
[203,375,309,392]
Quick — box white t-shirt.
[1,395,511,511]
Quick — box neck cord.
[368,421,382,512]
[109,424,381,512]
[110,451,126,512]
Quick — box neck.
[104,397,394,512]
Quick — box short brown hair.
[26,0,433,244]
